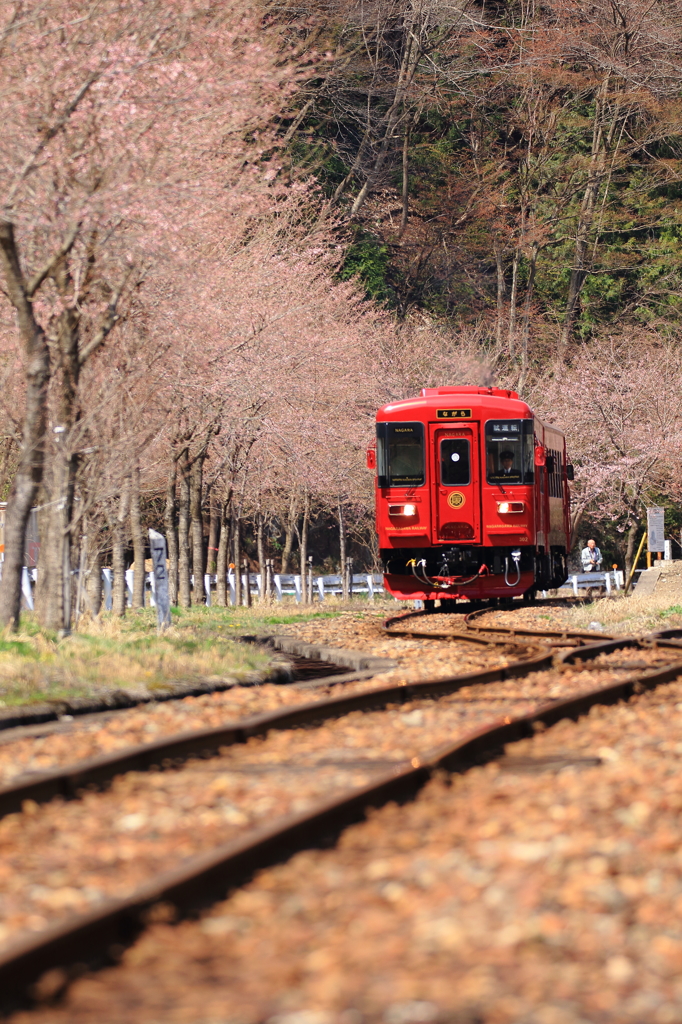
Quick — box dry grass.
[563,589,682,635]
[0,601,357,708]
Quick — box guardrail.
[16,569,387,611]
[560,570,625,596]
[16,565,651,611]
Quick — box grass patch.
[0,598,395,709]
[262,612,341,625]
[0,603,329,709]
[659,605,682,619]
[562,591,682,635]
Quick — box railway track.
[2,616,682,1013]
[0,640,393,739]
[383,604,619,648]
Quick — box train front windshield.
[485,420,534,484]
[376,422,425,487]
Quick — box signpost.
[646,507,665,567]
[148,529,171,629]
[647,508,665,551]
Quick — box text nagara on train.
[367,386,573,605]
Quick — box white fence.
[16,565,638,612]
[562,570,625,596]
[18,568,385,611]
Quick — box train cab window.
[485,420,534,485]
[440,438,470,486]
[376,422,425,487]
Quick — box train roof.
[377,386,565,437]
[378,386,530,417]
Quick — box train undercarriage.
[381,545,568,602]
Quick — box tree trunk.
[207,490,219,574]
[190,455,205,605]
[281,492,297,573]
[37,244,89,632]
[299,490,310,605]
[164,459,178,606]
[130,463,145,608]
[85,540,103,618]
[177,451,191,607]
[256,512,265,596]
[62,504,73,634]
[570,507,584,543]
[508,247,520,356]
[216,499,229,607]
[518,241,538,395]
[398,122,410,238]
[232,509,242,605]
[350,16,422,220]
[74,530,88,624]
[38,447,69,630]
[331,125,373,205]
[559,172,603,352]
[495,244,506,349]
[338,499,347,599]
[112,475,131,617]
[624,521,640,579]
[0,222,51,629]
[559,79,620,354]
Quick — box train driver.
[489,450,521,483]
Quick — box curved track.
[0,648,552,820]
[2,622,682,1013]
[383,604,619,648]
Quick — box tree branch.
[77,269,131,366]
[0,219,34,338]
[25,222,81,298]
[5,70,102,208]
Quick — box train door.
[533,421,549,550]
[430,424,482,543]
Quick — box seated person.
[489,450,522,482]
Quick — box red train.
[367,386,573,606]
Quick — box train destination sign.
[437,409,471,419]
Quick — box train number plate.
[437,409,471,419]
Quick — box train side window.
[547,448,563,497]
[440,438,470,486]
[376,422,425,487]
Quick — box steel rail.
[382,609,549,649]
[462,605,619,642]
[383,606,623,647]
[1,634,682,1012]
[0,650,554,821]
[384,610,682,652]
[0,637,396,740]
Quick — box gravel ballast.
[11,676,682,1024]
[0,621,526,788]
[3,637,673,956]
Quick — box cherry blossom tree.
[532,332,682,571]
[0,0,300,627]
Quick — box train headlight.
[388,504,417,517]
[497,501,525,514]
